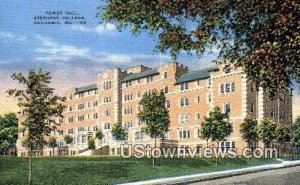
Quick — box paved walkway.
[119,160,300,185]
[192,165,300,185]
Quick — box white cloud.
[0,31,26,41]
[34,35,91,61]
[70,23,116,35]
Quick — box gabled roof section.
[122,68,159,82]
[176,67,218,84]
[75,83,97,94]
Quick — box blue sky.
[0,0,217,78]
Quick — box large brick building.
[16,62,293,156]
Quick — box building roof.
[122,68,159,82]
[176,67,218,84]
[75,83,97,94]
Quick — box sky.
[0,0,299,119]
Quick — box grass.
[0,156,278,185]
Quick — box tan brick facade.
[16,62,293,156]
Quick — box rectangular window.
[179,130,190,139]
[104,81,112,90]
[180,82,189,91]
[78,103,85,110]
[231,82,235,92]
[180,97,189,107]
[225,83,231,92]
[195,112,201,120]
[195,96,200,103]
[221,84,225,94]
[164,72,168,79]
[180,114,188,123]
[225,103,231,113]
[165,100,170,108]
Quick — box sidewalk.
[119,160,300,185]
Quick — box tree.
[276,124,291,156]
[258,119,277,148]
[0,113,18,155]
[95,130,103,140]
[293,116,300,145]
[64,135,73,145]
[7,69,65,185]
[111,123,127,144]
[88,139,96,150]
[48,137,58,156]
[138,90,170,165]
[240,116,259,150]
[100,0,299,98]
[204,107,232,165]
[200,116,214,147]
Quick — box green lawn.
[0,156,278,185]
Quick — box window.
[104,109,110,116]
[221,84,225,94]
[180,97,189,107]
[180,82,188,91]
[195,96,200,103]
[104,123,110,130]
[206,93,211,103]
[197,80,200,86]
[146,76,153,82]
[225,83,231,93]
[219,141,236,151]
[78,92,84,98]
[270,108,276,118]
[124,121,133,128]
[69,106,72,112]
[104,81,112,90]
[95,89,98,94]
[78,115,85,121]
[124,107,133,115]
[78,103,84,110]
[104,96,111,103]
[78,127,85,132]
[225,103,231,113]
[68,117,74,123]
[93,113,98,119]
[231,82,235,92]
[195,112,201,120]
[124,94,133,101]
[208,79,211,85]
[93,101,98,107]
[162,86,168,94]
[68,128,74,134]
[197,129,201,138]
[125,81,132,87]
[135,132,144,140]
[93,126,98,131]
[179,130,190,139]
[164,72,168,79]
[165,100,170,108]
[180,114,188,123]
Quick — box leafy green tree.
[7,69,65,185]
[0,113,18,155]
[64,135,73,145]
[48,137,58,156]
[88,139,96,150]
[100,0,299,98]
[276,124,291,156]
[138,90,170,165]
[240,116,259,150]
[258,119,277,148]
[95,130,103,140]
[293,116,300,145]
[200,117,213,148]
[111,122,127,144]
[205,107,232,165]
